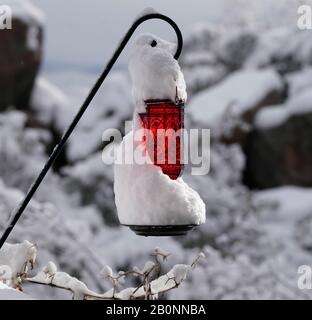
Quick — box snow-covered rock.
[255,89,312,130]
[0,0,43,111]
[10,0,45,26]
[245,89,312,188]
[188,68,284,138]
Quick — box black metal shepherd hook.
[0,12,183,249]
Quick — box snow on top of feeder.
[129,33,187,113]
[114,131,206,226]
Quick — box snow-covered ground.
[0,283,33,300]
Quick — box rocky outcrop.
[244,112,312,188]
[244,88,312,188]
[0,12,43,111]
[187,68,286,145]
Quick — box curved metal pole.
[0,13,183,249]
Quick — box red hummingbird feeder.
[127,98,197,237]
[139,99,184,180]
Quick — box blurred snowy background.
[1,0,312,299]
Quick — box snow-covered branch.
[0,241,204,300]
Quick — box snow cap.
[129,33,187,113]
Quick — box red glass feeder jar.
[139,99,184,180]
[128,99,196,237]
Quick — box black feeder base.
[124,225,197,236]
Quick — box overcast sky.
[31,0,226,69]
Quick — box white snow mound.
[114,131,206,226]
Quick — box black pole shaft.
[0,13,183,249]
